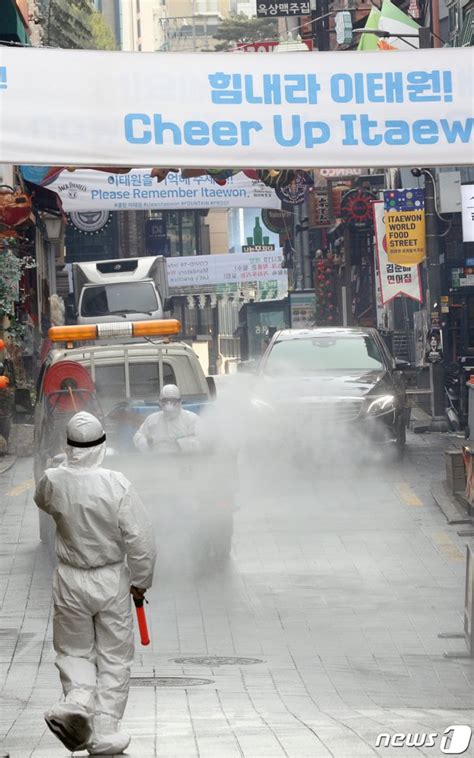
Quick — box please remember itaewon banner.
[0,47,472,168]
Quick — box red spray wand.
[133,597,150,646]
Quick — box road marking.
[7,479,33,497]
[433,532,464,562]
[396,483,424,507]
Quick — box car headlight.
[365,394,396,416]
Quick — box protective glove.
[130,586,147,602]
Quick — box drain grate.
[130,676,213,688]
[172,656,264,667]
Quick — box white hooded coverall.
[34,412,156,722]
[133,407,200,454]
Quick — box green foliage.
[87,9,117,50]
[214,14,278,50]
[0,239,35,344]
[43,0,116,50]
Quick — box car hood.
[253,370,392,404]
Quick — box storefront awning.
[0,0,30,44]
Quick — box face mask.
[162,400,180,418]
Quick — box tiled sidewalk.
[1,433,473,757]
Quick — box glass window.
[264,335,384,375]
[81,282,158,317]
[129,362,176,400]
[94,362,176,412]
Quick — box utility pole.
[420,18,448,430]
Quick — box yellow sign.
[384,209,426,266]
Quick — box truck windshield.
[80,282,159,317]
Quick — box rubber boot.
[87,713,131,755]
[44,702,93,751]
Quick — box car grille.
[293,398,364,424]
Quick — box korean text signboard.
[383,189,426,266]
[46,169,281,212]
[374,202,422,304]
[0,48,473,168]
[167,251,288,299]
[236,40,313,52]
[256,1,310,17]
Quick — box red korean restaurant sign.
[235,40,313,52]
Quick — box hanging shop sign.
[167,250,288,300]
[373,201,423,305]
[312,168,366,188]
[47,170,280,212]
[261,208,293,235]
[461,184,474,242]
[256,0,311,17]
[242,244,275,252]
[236,40,313,52]
[276,172,312,206]
[1,47,472,168]
[308,188,330,227]
[68,211,111,235]
[340,188,376,229]
[383,189,425,266]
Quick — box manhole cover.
[130,676,213,688]
[172,656,264,667]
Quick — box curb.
[0,455,17,476]
[431,481,473,525]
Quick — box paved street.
[1,431,473,757]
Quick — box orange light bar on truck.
[48,319,181,343]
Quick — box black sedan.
[251,327,409,458]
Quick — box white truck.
[71,256,171,324]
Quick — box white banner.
[46,169,280,211]
[0,47,473,167]
[167,251,288,298]
[374,201,422,304]
[462,184,474,242]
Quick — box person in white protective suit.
[34,411,156,756]
[133,383,201,455]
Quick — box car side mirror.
[206,376,217,400]
[394,358,411,371]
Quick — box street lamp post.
[41,213,64,297]
[419,21,448,430]
[274,34,312,291]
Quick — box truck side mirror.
[164,297,174,312]
[206,376,217,400]
[14,388,32,414]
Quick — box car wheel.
[395,419,406,459]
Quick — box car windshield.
[80,282,158,317]
[263,335,385,375]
